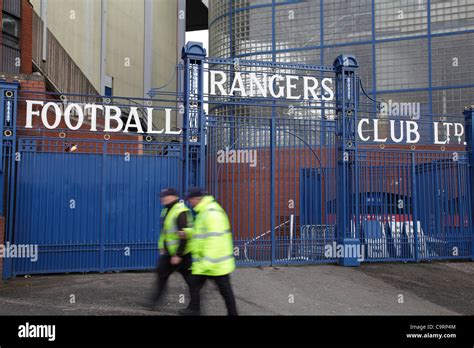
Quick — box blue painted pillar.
[181,42,206,194]
[334,55,361,267]
[463,107,474,261]
[1,81,19,280]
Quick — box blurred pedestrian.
[150,188,193,311]
[179,187,238,316]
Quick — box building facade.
[28,0,184,98]
[209,0,474,117]
[1,0,33,75]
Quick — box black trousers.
[188,274,238,316]
[152,253,192,306]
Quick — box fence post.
[334,55,360,266]
[181,42,206,194]
[1,81,19,280]
[464,106,474,261]
[411,152,419,261]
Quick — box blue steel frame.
[209,0,474,116]
[334,55,361,266]
[464,107,474,260]
[0,81,19,278]
[182,42,207,193]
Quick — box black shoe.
[178,308,201,316]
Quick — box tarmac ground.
[0,261,473,315]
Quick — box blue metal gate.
[0,86,185,278]
[11,139,181,275]
[1,42,473,279]
[185,42,474,266]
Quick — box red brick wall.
[208,144,466,241]
[0,0,32,73]
[20,0,33,74]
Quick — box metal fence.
[0,42,473,278]
[202,55,339,265]
[0,84,185,278]
[183,42,474,266]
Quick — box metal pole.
[1,81,19,280]
[334,55,360,267]
[181,42,206,193]
[40,0,48,62]
[463,107,474,260]
[100,0,107,95]
[143,0,154,98]
[411,151,419,261]
[288,214,294,261]
[270,117,276,266]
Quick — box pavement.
[0,261,473,315]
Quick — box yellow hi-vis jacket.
[190,195,235,276]
[158,201,192,256]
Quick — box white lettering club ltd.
[358,119,465,144]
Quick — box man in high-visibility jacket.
[179,187,238,316]
[150,188,193,310]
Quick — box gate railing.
[0,42,473,279]
[0,85,185,279]
[182,41,474,266]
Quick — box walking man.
[179,187,238,316]
[150,188,193,310]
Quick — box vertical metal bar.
[270,117,276,266]
[271,0,276,63]
[183,61,190,193]
[411,152,419,261]
[181,42,206,192]
[334,57,360,266]
[320,0,324,66]
[371,0,377,111]
[463,108,474,260]
[198,60,206,188]
[100,141,107,272]
[447,153,455,257]
[288,214,294,261]
[229,0,233,58]
[40,0,48,62]
[353,77,360,242]
[100,0,107,95]
[143,0,154,98]
[1,82,19,280]
[427,0,433,137]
